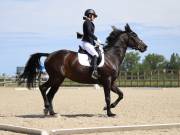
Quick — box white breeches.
[81,41,99,57]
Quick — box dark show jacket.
[82,19,97,45]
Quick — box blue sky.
[0,0,180,75]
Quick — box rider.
[81,9,100,79]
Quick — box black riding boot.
[91,56,99,79]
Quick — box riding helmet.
[84,9,98,18]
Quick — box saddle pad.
[78,53,104,67]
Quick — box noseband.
[127,32,144,50]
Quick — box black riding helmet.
[84,9,98,18]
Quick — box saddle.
[78,46,104,67]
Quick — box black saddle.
[78,46,102,66]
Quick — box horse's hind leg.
[39,79,51,115]
[47,77,65,115]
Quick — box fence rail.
[1,70,180,87]
[117,70,180,87]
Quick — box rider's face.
[90,14,95,21]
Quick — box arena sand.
[0,87,180,135]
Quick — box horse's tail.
[18,53,49,89]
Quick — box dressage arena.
[0,87,180,135]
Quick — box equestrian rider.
[81,9,100,79]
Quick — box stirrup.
[91,71,99,79]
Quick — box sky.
[0,0,180,75]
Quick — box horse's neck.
[105,42,127,69]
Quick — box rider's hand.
[94,40,100,47]
[95,39,105,47]
[95,44,100,48]
[97,39,102,44]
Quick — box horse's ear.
[111,25,118,31]
[125,23,131,32]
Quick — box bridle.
[126,31,144,51]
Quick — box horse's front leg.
[104,83,123,110]
[103,77,116,117]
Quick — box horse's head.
[124,24,147,52]
[105,24,147,53]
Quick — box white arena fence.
[1,123,180,135]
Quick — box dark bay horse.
[19,24,147,117]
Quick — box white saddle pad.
[78,53,104,67]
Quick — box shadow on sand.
[16,114,47,118]
[60,113,107,118]
[16,113,107,118]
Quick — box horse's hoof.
[50,113,60,118]
[43,108,49,116]
[107,113,116,117]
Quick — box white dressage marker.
[14,87,28,91]
[15,87,39,91]
[94,84,101,90]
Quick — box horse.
[19,24,147,117]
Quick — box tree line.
[121,52,180,72]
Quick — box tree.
[142,53,166,71]
[121,52,141,72]
[167,53,180,70]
